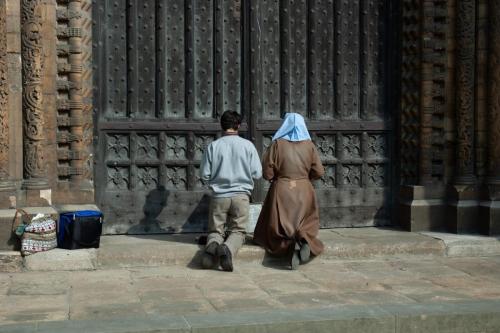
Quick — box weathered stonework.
[480,0,500,234]
[0,0,11,190]
[21,0,49,189]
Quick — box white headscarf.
[272,113,311,141]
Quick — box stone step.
[4,227,500,272]
[1,300,500,333]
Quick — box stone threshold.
[1,300,500,333]
[2,227,500,272]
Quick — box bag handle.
[12,208,30,236]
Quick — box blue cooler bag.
[58,211,103,249]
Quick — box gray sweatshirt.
[200,134,262,197]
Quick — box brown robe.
[253,139,325,256]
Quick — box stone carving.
[419,0,447,184]
[455,0,476,183]
[56,0,86,185]
[488,0,500,181]
[0,0,9,183]
[400,0,420,184]
[22,0,49,188]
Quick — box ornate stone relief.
[488,0,500,182]
[455,0,476,183]
[22,0,49,188]
[56,0,90,184]
[0,0,9,184]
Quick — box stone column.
[448,0,478,233]
[454,0,476,184]
[68,0,84,187]
[481,0,500,234]
[21,0,49,189]
[0,0,14,191]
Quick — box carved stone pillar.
[454,0,476,184]
[0,0,14,190]
[399,0,448,232]
[481,0,500,234]
[21,0,49,189]
[68,0,85,187]
[448,0,478,233]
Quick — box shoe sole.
[220,255,233,272]
[290,250,300,270]
[299,244,311,263]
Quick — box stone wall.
[399,0,500,234]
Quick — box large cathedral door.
[94,0,397,233]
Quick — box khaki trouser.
[207,194,249,256]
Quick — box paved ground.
[2,228,500,332]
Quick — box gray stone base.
[0,209,19,251]
[447,185,480,234]
[398,185,447,232]
[480,200,500,235]
[447,200,480,234]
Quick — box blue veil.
[272,113,311,141]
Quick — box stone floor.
[2,255,500,325]
[2,228,500,332]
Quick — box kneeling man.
[199,111,262,271]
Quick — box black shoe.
[217,244,233,272]
[201,242,219,269]
[299,241,311,263]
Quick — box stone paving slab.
[1,255,500,329]
[2,300,500,333]
[422,231,500,257]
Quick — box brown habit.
[253,139,325,256]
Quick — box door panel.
[94,0,244,234]
[94,0,395,233]
[249,0,392,227]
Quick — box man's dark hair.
[220,111,242,131]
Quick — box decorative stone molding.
[488,0,500,185]
[400,0,421,185]
[21,0,49,189]
[419,0,447,184]
[0,0,11,189]
[56,0,92,188]
[455,0,476,184]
